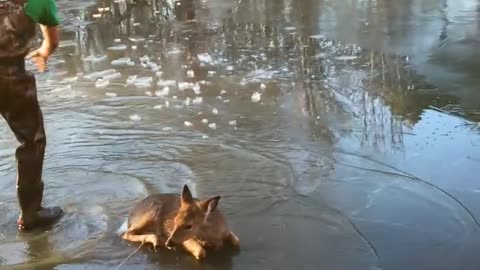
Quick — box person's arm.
[24,0,61,71]
[33,24,60,57]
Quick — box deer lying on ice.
[120,185,240,260]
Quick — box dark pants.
[0,64,47,215]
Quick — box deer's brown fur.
[120,185,240,260]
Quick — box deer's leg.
[122,231,162,249]
[226,231,240,248]
[182,238,206,260]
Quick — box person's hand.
[27,42,51,72]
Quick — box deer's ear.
[199,196,221,214]
[181,185,194,205]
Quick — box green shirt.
[24,0,60,27]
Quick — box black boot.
[17,181,63,231]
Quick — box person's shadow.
[0,228,60,270]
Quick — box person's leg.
[1,71,63,231]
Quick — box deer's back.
[127,194,181,233]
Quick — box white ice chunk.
[251,92,261,102]
[95,79,109,88]
[192,83,201,95]
[334,55,358,61]
[103,72,122,80]
[107,44,127,51]
[126,75,137,85]
[155,87,170,97]
[52,85,72,92]
[111,57,133,66]
[192,97,203,104]
[82,55,107,62]
[158,80,177,87]
[197,53,213,64]
[178,82,193,91]
[130,115,142,121]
